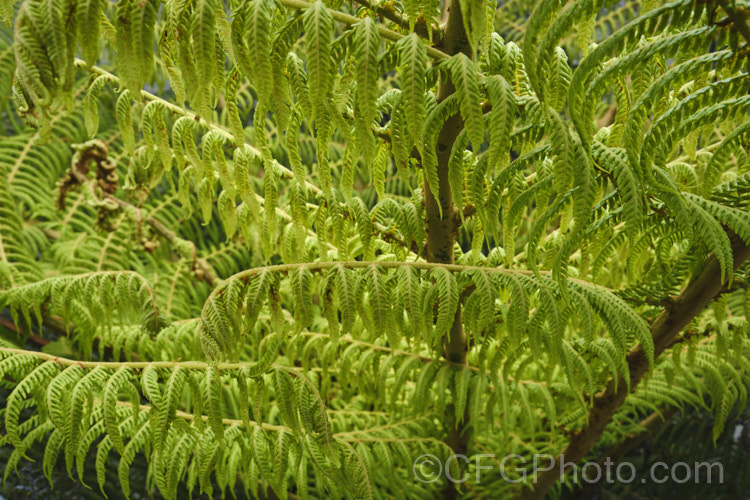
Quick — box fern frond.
[303,0,333,121]
[396,33,427,145]
[446,53,484,149]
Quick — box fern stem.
[522,232,750,499]
[425,0,473,495]
[0,346,263,370]
[201,259,614,291]
[563,406,680,499]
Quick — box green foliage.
[0,0,749,498]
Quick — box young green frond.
[1,1,749,498]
